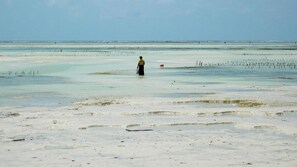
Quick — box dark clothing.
[138,59,145,76]
[138,65,144,75]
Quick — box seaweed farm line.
[1,70,40,77]
[208,58,297,69]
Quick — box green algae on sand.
[199,99,265,107]
[176,99,265,107]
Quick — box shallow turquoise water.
[0,42,296,107]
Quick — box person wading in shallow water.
[137,56,145,76]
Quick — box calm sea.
[0,41,296,107]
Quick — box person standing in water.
[137,56,145,75]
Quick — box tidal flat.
[0,42,297,166]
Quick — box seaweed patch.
[89,71,119,75]
[73,97,123,108]
[213,111,250,116]
[198,100,264,107]
[175,99,265,107]
[0,112,20,118]
[254,125,276,129]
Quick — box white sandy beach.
[1,96,297,167]
[1,42,297,167]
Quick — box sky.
[0,0,297,41]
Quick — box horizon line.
[0,40,297,43]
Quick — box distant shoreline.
[0,40,296,44]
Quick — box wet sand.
[1,96,297,167]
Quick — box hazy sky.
[1,0,297,41]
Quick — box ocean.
[0,41,296,107]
